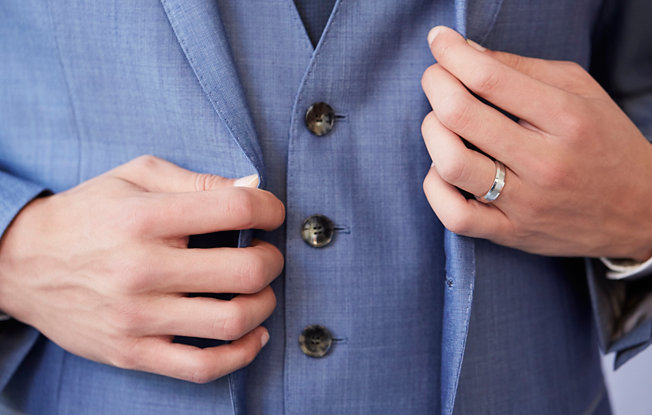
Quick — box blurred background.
[603,347,652,414]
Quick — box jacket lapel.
[441,231,476,415]
[158,0,266,186]
[443,2,504,414]
[457,0,505,44]
[158,1,263,413]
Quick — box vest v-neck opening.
[292,0,337,48]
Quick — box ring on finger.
[476,160,506,203]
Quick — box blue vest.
[217,1,450,412]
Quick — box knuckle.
[533,159,568,189]
[269,244,285,273]
[557,61,598,93]
[259,285,277,313]
[116,198,157,236]
[234,344,258,370]
[268,288,277,310]
[518,198,544,219]
[109,344,138,370]
[441,211,472,235]
[422,172,433,194]
[421,64,440,89]
[188,372,212,384]
[468,65,501,94]
[187,359,215,384]
[109,302,148,335]
[237,254,268,293]
[421,112,438,137]
[220,304,248,340]
[557,115,583,140]
[437,93,472,132]
[115,249,153,293]
[555,92,576,112]
[436,156,468,185]
[501,52,523,69]
[422,170,437,196]
[560,60,584,74]
[271,195,286,226]
[129,154,161,172]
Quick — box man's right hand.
[0,155,285,383]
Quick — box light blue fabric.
[0,0,650,414]
[219,1,449,413]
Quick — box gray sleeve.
[586,0,652,368]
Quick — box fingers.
[427,26,577,133]
[421,112,498,197]
[133,186,285,237]
[479,49,601,97]
[143,286,276,340]
[155,239,284,294]
[128,326,269,383]
[421,64,536,169]
[423,166,511,239]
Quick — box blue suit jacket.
[0,0,650,414]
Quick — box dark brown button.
[305,102,335,136]
[299,325,333,358]
[301,215,334,248]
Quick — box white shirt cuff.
[601,255,652,279]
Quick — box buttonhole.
[332,337,348,343]
[334,225,351,234]
[334,114,347,120]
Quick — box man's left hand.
[421,26,652,261]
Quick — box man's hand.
[0,155,285,383]
[421,26,652,261]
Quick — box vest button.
[301,214,335,248]
[299,325,333,358]
[305,102,335,136]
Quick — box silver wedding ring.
[477,160,506,203]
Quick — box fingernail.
[467,39,486,52]
[427,26,444,46]
[260,331,270,347]
[234,174,259,188]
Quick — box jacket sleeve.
[586,0,652,368]
[0,170,47,390]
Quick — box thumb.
[232,174,260,188]
[111,155,258,193]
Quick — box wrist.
[0,195,50,320]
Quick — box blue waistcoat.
[218,2,449,413]
[2,0,652,414]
